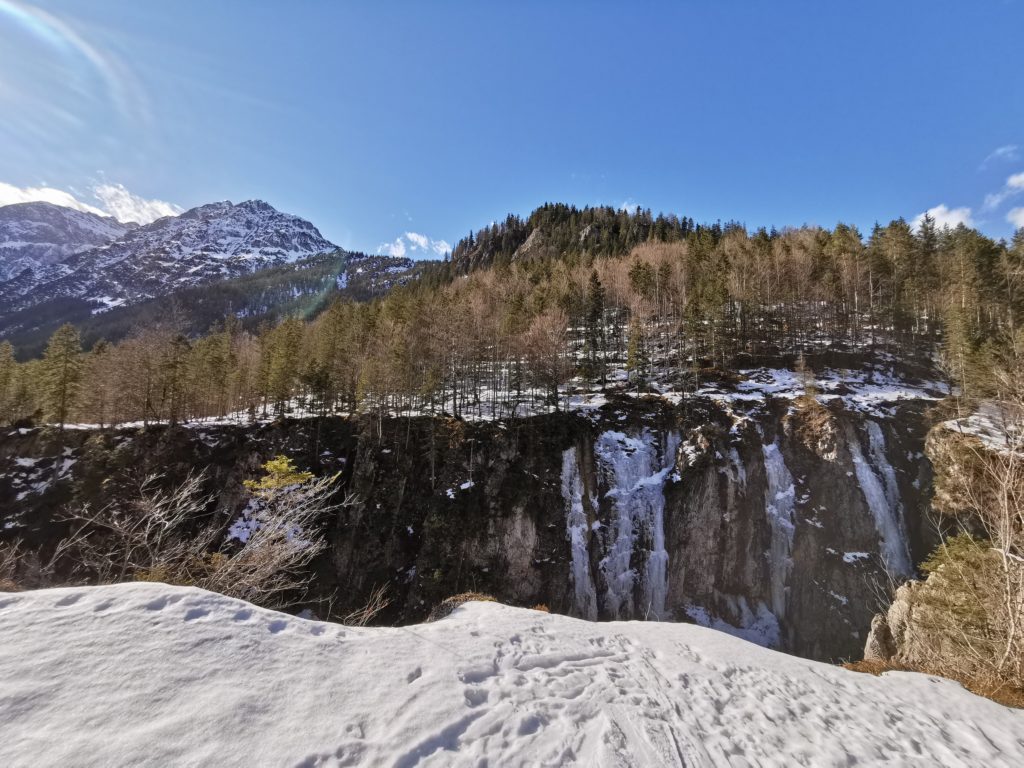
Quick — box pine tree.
[42,323,83,430]
[583,270,607,387]
[626,319,650,393]
[80,339,112,428]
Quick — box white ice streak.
[846,423,912,577]
[761,441,796,619]
[560,447,598,620]
[594,429,679,620]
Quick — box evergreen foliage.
[2,209,1022,429]
[41,323,83,430]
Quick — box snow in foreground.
[1,584,1022,767]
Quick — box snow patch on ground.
[1,582,1022,767]
[943,401,1023,455]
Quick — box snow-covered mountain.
[0,199,338,315]
[0,202,129,283]
[1,582,1021,767]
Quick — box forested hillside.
[2,205,1020,429]
[2,250,425,359]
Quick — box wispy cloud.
[1008,207,1024,230]
[980,144,1019,169]
[92,183,181,224]
[982,171,1024,211]
[0,179,182,223]
[378,231,451,259]
[0,180,106,215]
[619,199,641,214]
[912,204,974,231]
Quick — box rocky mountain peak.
[0,198,339,335]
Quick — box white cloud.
[377,231,450,259]
[1008,207,1024,229]
[404,232,429,250]
[377,237,407,258]
[0,181,107,216]
[91,183,182,224]
[981,145,1019,169]
[982,171,1024,211]
[912,204,974,231]
[619,199,641,213]
[0,180,182,224]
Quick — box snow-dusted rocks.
[0,199,337,327]
[0,201,128,282]
[1,582,1022,767]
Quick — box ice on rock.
[761,441,796,619]
[593,429,679,620]
[560,447,598,621]
[847,422,912,577]
[866,420,901,513]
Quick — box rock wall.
[0,393,936,662]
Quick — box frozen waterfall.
[761,441,796,619]
[560,447,598,620]
[594,429,679,620]
[848,422,912,577]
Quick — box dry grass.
[427,591,497,622]
[844,659,1024,709]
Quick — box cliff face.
[0,391,936,662]
[339,397,934,662]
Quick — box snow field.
[2,582,1023,767]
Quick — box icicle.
[728,447,747,488]
[761,441,796,619]
[561,447,598,620]
[593,429,678,620]
[848,423,912,577]
[866,421,900,513]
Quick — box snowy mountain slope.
[0,199,346,347]
[0,202,128,283]
[1,583,1021,767]
[0,199,337,310]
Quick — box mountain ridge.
[0,198,349,348]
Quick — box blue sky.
[1,0,1023,254]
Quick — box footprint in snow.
[268,619,288,634]
[144,595,183,612]
[56,593,82,607]
[184,607,210,622]
[232,609,253,622]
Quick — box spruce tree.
[583,270,606,388]
[42,323,83,430]
[626,319,650,393]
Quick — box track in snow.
[1,583,1022,767]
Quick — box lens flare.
[0,0,146,127]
